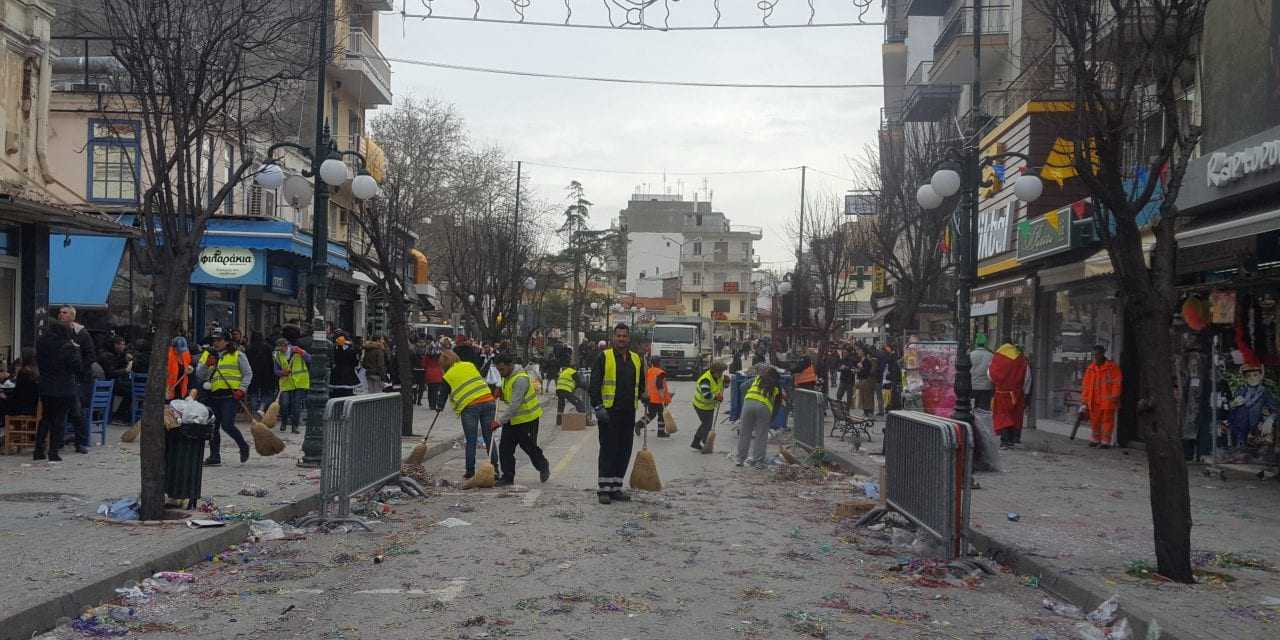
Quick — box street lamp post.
[913,0,1043,428]
[255,0,379,467]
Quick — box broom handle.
[210,363,260,420]
[421,409,443,444]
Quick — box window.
[0,226,15,256]
[692,272,703,286]
[691,298,701,313]
[696,214,703,226]
[88,120,140,203]
[714,272,726,286]
[713,299,730,313]
[739,300,748,315]
[692,242,702,255]
[742,242,751,255]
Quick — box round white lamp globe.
[930,168,961,198]
[351,174,378,200]
[319,158,349,187]
[256,163,285,189]
[1013,174,1044,203]
[916,184,943,210]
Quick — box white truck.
[648,316,711,378]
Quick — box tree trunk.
[137,272,184,521]
[1128,297,1194,582]
[387,292,415,437]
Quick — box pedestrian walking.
[196,329,253,466]
[422,340,447,411]
[644,355,673,437]
[492,354,550,486]
[439,349,497,480]
[738,365,784,469]
[969,334,994,411]
[554,364,594,425]
[330,333,359,398]
[362,336,387,393]
[690,361,727,451]
[589,323,646,505]
[273,338,311,434]
[1081,345,1123,449]
[877,344,902,415]
[247,334,276,412]
[35,323,83,462]
[835,347,856,409]
[988,339,1030,448]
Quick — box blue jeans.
[280,389,307,430]
[460,401,496,476]
[208,395,248,460]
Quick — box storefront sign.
[977,202,1013,260]
[198,247,256,279]
[722,281,739,293]
[1016,210,1072,261]
[872,266,886,295]
[269,265,296,295]
[1180,124,1280,213]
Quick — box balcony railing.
[345,28,391,97]
[935,4,1010,56]
[50,38,134,93]
[908,60,934,85]
[729,224,764,239]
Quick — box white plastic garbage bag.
[168,399,213,425]
[972,409,1003,472]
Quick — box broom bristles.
[630,447,662,491]
[250,422,285,456]
[121,421,141,443]
[405,440,430,465]
[262,400,281,428]
[465,461,496,489]
[701,430,716,454]
[780,447,800,465]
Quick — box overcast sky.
[377,0,885,269]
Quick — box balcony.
[683,282,756,295]
[930,4,1011,84]
[904,0,951,16]
[729,225,764,239]
[901,61,961,122]
[682,252,757,266]
[335,28,392,106]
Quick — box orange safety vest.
[645,366,672,405]
[1081,360,1122,410]
[795,364,817,386]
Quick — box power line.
[518,160,805,177]
[806,167,854,182]
[385,57,890,89]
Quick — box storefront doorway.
[194,287,238,338]
[0,262,17,367]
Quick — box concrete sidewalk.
[0,397,487,638]
[826,420,1280,640]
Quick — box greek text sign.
[198,247,256,279]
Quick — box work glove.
[489,419,501,431]
[593,406,609,427]
[233,389,246,401]
[291,346,305,356]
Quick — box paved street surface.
[836,417,1280,640]
[36,380,1085,640]
[0,399,471,627]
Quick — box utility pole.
[301,0,333,467]
[950,0,984,431]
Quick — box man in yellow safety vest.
[272,338,310,434]
[690,361,728,450]
[588,323,646,505]
[493,353,550,486]
[555,365,594,426]
[196,329,253,466]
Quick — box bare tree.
[78,0,320,520]
[851,121,957,336]
[355,96,463,435]
[1031,0,1207,582]
[786,193,865,338]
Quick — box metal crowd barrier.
[857,410,974,560]
[790,388,826,451]
[298,393,426,531]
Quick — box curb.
[822,447,1192,640]
[4,436,464,640]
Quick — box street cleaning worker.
[690,361,728,451]
[1081,345,1123,449]
[738,365,785,469]
[272,338,310,434]
[196,328,252,466]
[589,323,646,505]
[969,333,994,411]
[492,353,550,486]
[555,364,594,425]
[439,349,497,480]
[644,355,673,437]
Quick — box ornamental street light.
[253,0,380,468]
[911,0,1044,430]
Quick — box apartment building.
[617,192,763,340]
[41,0,394,337]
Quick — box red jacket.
[422,354,444,384]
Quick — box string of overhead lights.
[385,55,892,89]
[403,0,882,31]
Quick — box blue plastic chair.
[63,380,115,446]
[129,373,148,424]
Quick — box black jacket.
[331,345,361,387]
[38,325,84,398]
[588,348,645,410]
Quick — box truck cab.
[650,322,706,378]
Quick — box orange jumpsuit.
[1081,360,1122,444]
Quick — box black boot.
[32,449,45,461]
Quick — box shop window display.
[1045,285,1121,422]
[1199,290,1280,476]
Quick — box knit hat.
[171,336,189,352]
[974,333,987,347]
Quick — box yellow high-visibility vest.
[502,370,543,425]
[273,350,310,392]
[744,377,780,413]
[691,369,723,411]
[209,351,243,391]
[443,361,490,414]
[556,367,577,393]
[601,349,642,409]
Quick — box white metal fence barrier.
[857,410,973,560]
[298,393,426,531]
[791,388,826,451]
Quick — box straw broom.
[701,401,722,454]
[406,409,444,465]
[630,420,662,492]
[121,421,141,443]
[464,425,497,489]
[262,391,281,429]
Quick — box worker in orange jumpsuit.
[1081,345,1122,449]
[644,355,674,437]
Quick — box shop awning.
[972,277,1030,303]
[868,303,895,325]
[0,194,138,236]
[49,235,126,307]
[1177,208,1280,248]
[203,217,350,271]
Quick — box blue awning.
[49,235,126,307]
[204,217,349,271]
